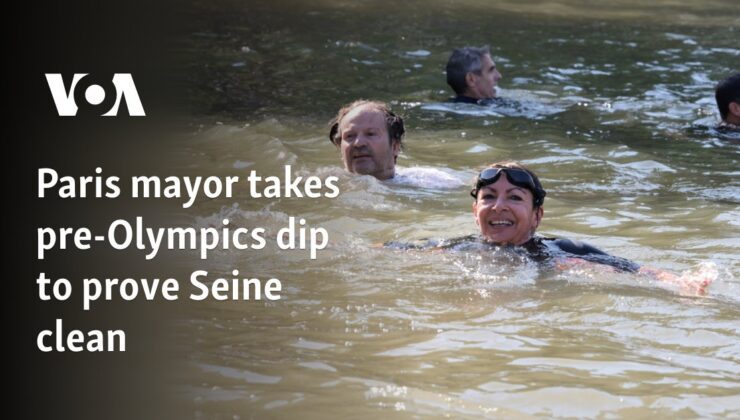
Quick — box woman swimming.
[388,160,712,295]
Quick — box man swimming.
[445,46,503,105]
[328,100,404,180]
[715,72,740,130]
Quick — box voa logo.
[45,73,146,116]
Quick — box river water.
[169,0,739,417]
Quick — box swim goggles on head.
[470,167,546,206]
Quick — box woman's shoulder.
[538,236,640,272]
[543,237,608,256]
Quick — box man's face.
[339,105,399,180]
[468,54,502,99]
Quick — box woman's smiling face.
[473,175,543,246]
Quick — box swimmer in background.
[388,161,713,296]
[715,72,740,130]
[328,100,465,187]
[446,46,503,106]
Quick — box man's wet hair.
[715,72,740,121]
[328,100,405,156]
[446,46,491,96]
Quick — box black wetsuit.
[522,236,640,272]
[451,95,523,110]
[452,95,497,106]
[717,122,740,137]
[386,235,640,273]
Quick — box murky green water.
[170,0,739,417]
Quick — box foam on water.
[391,166,467,189]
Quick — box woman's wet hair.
[472,161,547,208]
[446,46,490,96]
[328,100,405,153]
[715,72,740,121]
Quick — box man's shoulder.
[452,95,481,104]
[718,122,740,131]
[451,95,504,106]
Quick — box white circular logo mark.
[85,84,106,105]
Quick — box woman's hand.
[638,265,715,296]
[556,257,715,296]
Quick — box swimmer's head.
[715,72,740,125]
[471,161,546,208]
[328,100,405,180]
[446,46,502,99]
[471,161,545,246]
